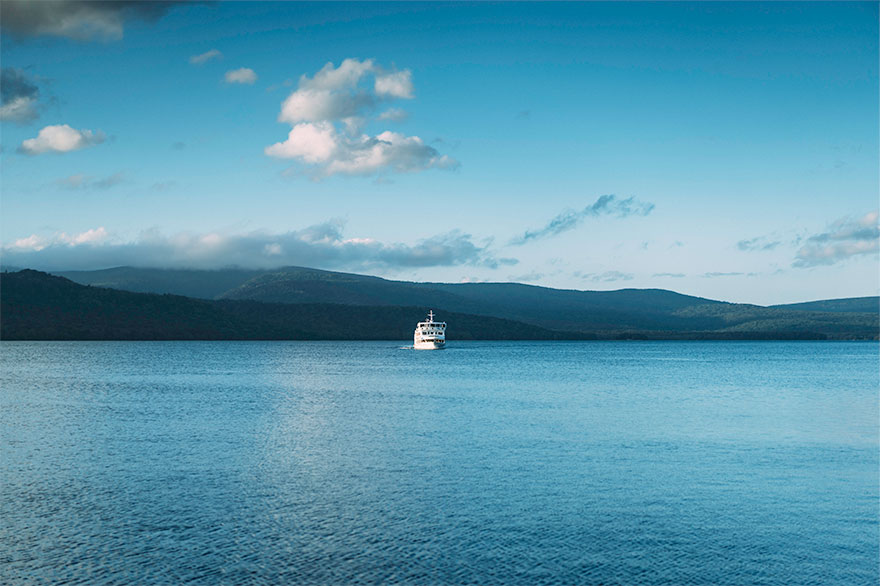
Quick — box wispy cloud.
[151,181,176,192]
[0,1,184,42]
[702,272,744,278]
[510,194,655,245]
[577,270,635,282]
[225,67,257,85]
[2,222,517,272]
[378,107,408,122]
[19,124,105,155]
[57,172,124,190]
[507,271,544,283]
[737,236,781,251]
[653,272,685,278]
[190,49,222,65]
[794,211,879,267]
[265,58,456,177]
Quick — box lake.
[1,341,877,585]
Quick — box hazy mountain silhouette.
[49,265,879,338]
[1,271,593,341]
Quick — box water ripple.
[1,341,877,585]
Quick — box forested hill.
[2,270,877,340]
[0,271,588,341]
[49,265,879,338]
[770,297,879,313]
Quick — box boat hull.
[414,340,445,350]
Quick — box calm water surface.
[1,341,878,585]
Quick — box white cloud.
[19,124,105,155]
[7,227,109,252]
[278,59,406,125]
[794,211,879,267]
[268,58,455,177]
[374,70,414,98]
[190,49,222,65]
[225,68,257,85]
[328,131,456,175]
[265,122,338,162]
[9,234,48,251]
[2,222,514,272]
[266,126,456,176]
[309,58,375,91]
[279,87,371,124]
[65,227,109,245]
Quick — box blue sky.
[1,1,877,304]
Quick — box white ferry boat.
[414,310,446,350]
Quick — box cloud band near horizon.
[1,222,517,273]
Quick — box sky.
[1,1,877,305]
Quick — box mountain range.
[1,266,877,340]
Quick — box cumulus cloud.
[19,124,105,155]
[265,121,337,162]
[266,58,456,177]
[0,1,183,42]
[794,211,879,267]
[374,70,413,98]
[267,125,455,176]
[0,68,42,123]
[189,49,222,65]
[278,58,377,123]
[737,236,781,251]
[225,68,257,85]
[510,194,655,245]
[2,222,516,272]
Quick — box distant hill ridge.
[49,265,879,338]
[0,270,590,341]
[771,297,879,313]
[1,268,876,340]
